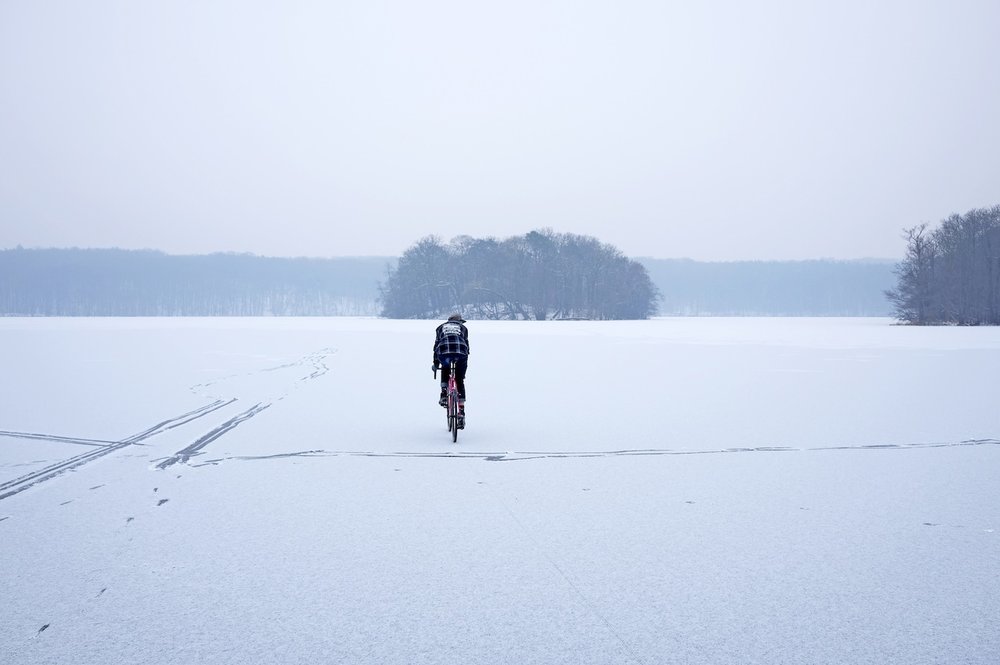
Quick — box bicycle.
[435,359,464,442]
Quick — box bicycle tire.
[444,360,460,442]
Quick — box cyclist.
[432,313,470,424]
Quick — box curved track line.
[190,348,334,399]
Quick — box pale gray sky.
[2,0,998,260]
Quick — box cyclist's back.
[432,313,470,409]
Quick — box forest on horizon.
[0,246,895,317]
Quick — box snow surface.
[1,317,998,664]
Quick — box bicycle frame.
[446,360,460,442]
[434,357,464,441]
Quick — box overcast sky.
[2,1,998,260]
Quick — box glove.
[432,362,440,372]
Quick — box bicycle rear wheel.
[449,393,459,442]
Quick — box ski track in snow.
[0,348,336,499]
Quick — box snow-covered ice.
[1,317,998,664]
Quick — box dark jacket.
[433,319,470,364]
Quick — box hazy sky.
[2,1,998,260]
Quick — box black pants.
[440,356,468,400]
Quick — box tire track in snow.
[188,438,1000,466]
[0,432,116,447]
[2,348,335,490]
[0,400,234,501]
[152,348,333,468]
[190,348,334,399]
[0,348,336,494]
[155,403,271,469]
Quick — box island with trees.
[886,205,1000,325]
[379,230,660,320]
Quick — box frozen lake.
[2,317,998,664]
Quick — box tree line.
[886,205,1000,325]
[0,248,389,316]
[379,230,660,320]
[1,244,909,319]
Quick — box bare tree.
[886,224,936,324]
[379,231,660,320]
[887,205,1000,325]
